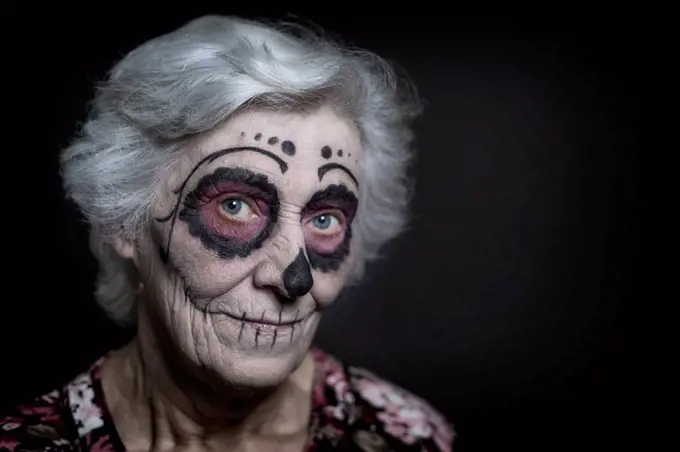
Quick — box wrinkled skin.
[107,107,363,449]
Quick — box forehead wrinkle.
[202,158,281,181]
[277,212,302,224]
[199,148,283,176]
[279,199,305,212]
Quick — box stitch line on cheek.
[167,263,222,317]
[290,310,299,345]
[238,312,246,341]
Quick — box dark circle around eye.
[221,199,243,215]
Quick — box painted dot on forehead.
[281,140,296,156]
[254,133,262,141]
[268,136,279,145]
[337,149,343,157]
[321,146,332,159]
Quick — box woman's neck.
[100,309,316,450]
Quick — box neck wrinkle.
[101,299,315,450]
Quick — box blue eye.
[220,199,252,218]
[312,214,339,231]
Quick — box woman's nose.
[281,249,314,298]
[252,229,314,300]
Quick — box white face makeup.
[129,107,362,388]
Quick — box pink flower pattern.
[1,348,454,451]
[351,367,454,450]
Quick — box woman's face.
[127,107,362,388]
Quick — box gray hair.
[60,15,422,327]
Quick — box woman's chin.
[187,313,320,389]
[217,353,308,389]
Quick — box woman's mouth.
[209,309,310,331]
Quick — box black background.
[2,6,647,451]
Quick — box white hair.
[60,15,422,327]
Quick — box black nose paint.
[282,248,314,298]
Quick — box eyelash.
[206,191,348,231]
[217,194,262,218]
[306,210,345,230]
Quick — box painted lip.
[209,310,310,327]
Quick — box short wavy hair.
[60,15,422,327]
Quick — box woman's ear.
[113,235,137,260]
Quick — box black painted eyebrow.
[157,147,287,222]
[306,184,359,211]
[202,147,289,178]
[317,163,359,188]
[183,166,279,209]
[154,146,288,262]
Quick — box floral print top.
[0,348,454,451]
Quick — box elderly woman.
[1,15,454,451]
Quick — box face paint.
[253,131,296,157]
[302,184,358,272]
[281,140,296,156]
[178,167,280,260]
[136,108,363,388]
[155,145,290,262]
[317,162,359,188]
[170,267,312,352]
[282,248,314,298]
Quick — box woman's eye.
[219,198,253,219]
[311,214,340,232]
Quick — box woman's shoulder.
[0,357,119,452]
[311,348,455,451]
[0,386,77,451]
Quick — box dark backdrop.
[3,7,643,451]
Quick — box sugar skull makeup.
[130,107,362,387]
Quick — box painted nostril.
[282,248,313,298]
